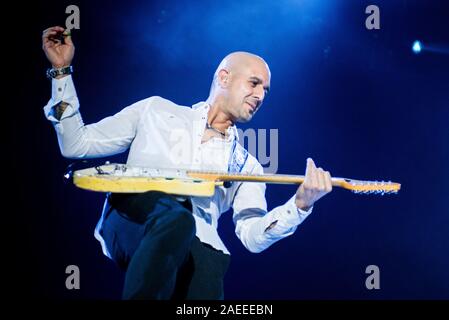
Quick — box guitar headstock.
[337,178,401,195]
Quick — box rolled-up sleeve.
[232,162,313,253]
[43,75,148,159]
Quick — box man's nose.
[253,85,265,101]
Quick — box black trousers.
[98,191,230,300]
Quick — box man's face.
[224,59,271,122]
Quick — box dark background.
[8,0,448,299]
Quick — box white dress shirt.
[44,75,313,255]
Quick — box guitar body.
[73,165,217,196]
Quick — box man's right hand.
[42,26,75,70]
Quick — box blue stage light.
[412,40,422,54]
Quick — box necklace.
[206,122,226,136]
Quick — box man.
[42,26,333,300]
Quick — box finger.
[309,159,320,190]
[304,158,313,185]
[42,30,58,39]
[43,33,59,49]
[317,168,326,190]
[44,38,61,49]
[42,27,66,43]
[307,164,319,191]
[304,158,315,184]
[42,30,60,46]
[324,171,333,192]
[62,29,73,45]
[306,158,317,171]
[42,26,65,35]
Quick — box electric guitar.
[71,163,401,197]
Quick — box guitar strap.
[227,139,248,173]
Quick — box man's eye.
[250,81,257,87]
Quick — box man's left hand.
[295,158,333,211]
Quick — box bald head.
[215,51,270,78]
[207,51,271,123]
[211,52,271,90]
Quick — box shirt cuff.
[51,75,77,101]
[43,75,79,122]
[271,194,313,232]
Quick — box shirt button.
[58,87,62,92]
[287,210,291,214]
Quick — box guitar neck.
[187,171,348,188]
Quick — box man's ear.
[218,69,229,88]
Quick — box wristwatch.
[46,65,73,79]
